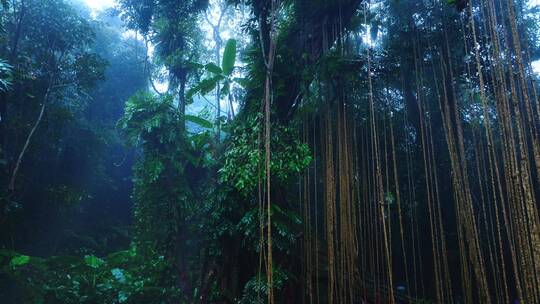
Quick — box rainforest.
[1,0,540,303]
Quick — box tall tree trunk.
[1,0,27,161]
[8,65,56,191]
[9,101,46,191]
[179,73,186,130]
[215,35,221,139]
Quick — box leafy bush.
[239,267,289,304]
[219,113,312,196]
[0,247,184,304]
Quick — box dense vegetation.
[1,0,540,303]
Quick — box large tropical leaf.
[10,255,30,267]
[186,75,224,101]
[186,61,205,70]
[221,39,237,76]
[185,114,213,129]
[84,254,104,268]
[233,77,249,88]
[205,63,223,75]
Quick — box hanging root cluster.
[297,0,540,303]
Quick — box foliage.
[120,92,191,248]
[1,247,184,303]
[118,91,219,302]
[185,114,214,129]
[119,92,180,147]
[0,59,12,92]
[187,38,243,105]
[237,203,301,253]
[117,0,209,107]
[219,113,312,196]
[239,267,289,304]
[0,0,146,260]
[3,0,540,303]
[0,0,109,247]
[222,39,237,75]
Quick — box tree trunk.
[9,101,46,191]
[266,0,363,122]
[179,73,186,130]
[215,35,221,140]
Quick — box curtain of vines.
[297,0,540,303]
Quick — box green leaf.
[185,115,213,129]
[119,291,129,303]
[186,61,205,70]
[84,255,104,268]
[222,39,237,76]
[111,268,126,283]
[187,75,224,101]
[205,63,223,75]
[10,255,30,267]
[107,249,134,264]
[233,77,249,88]
[220,81,230,97]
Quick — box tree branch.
[9,89,49,191]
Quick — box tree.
[0,0,146,258]
[118,0,209,122]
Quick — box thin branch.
[259,16,269,69]
[150,78,165,96]
[9,43,59,191]
[9,94,48,191]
